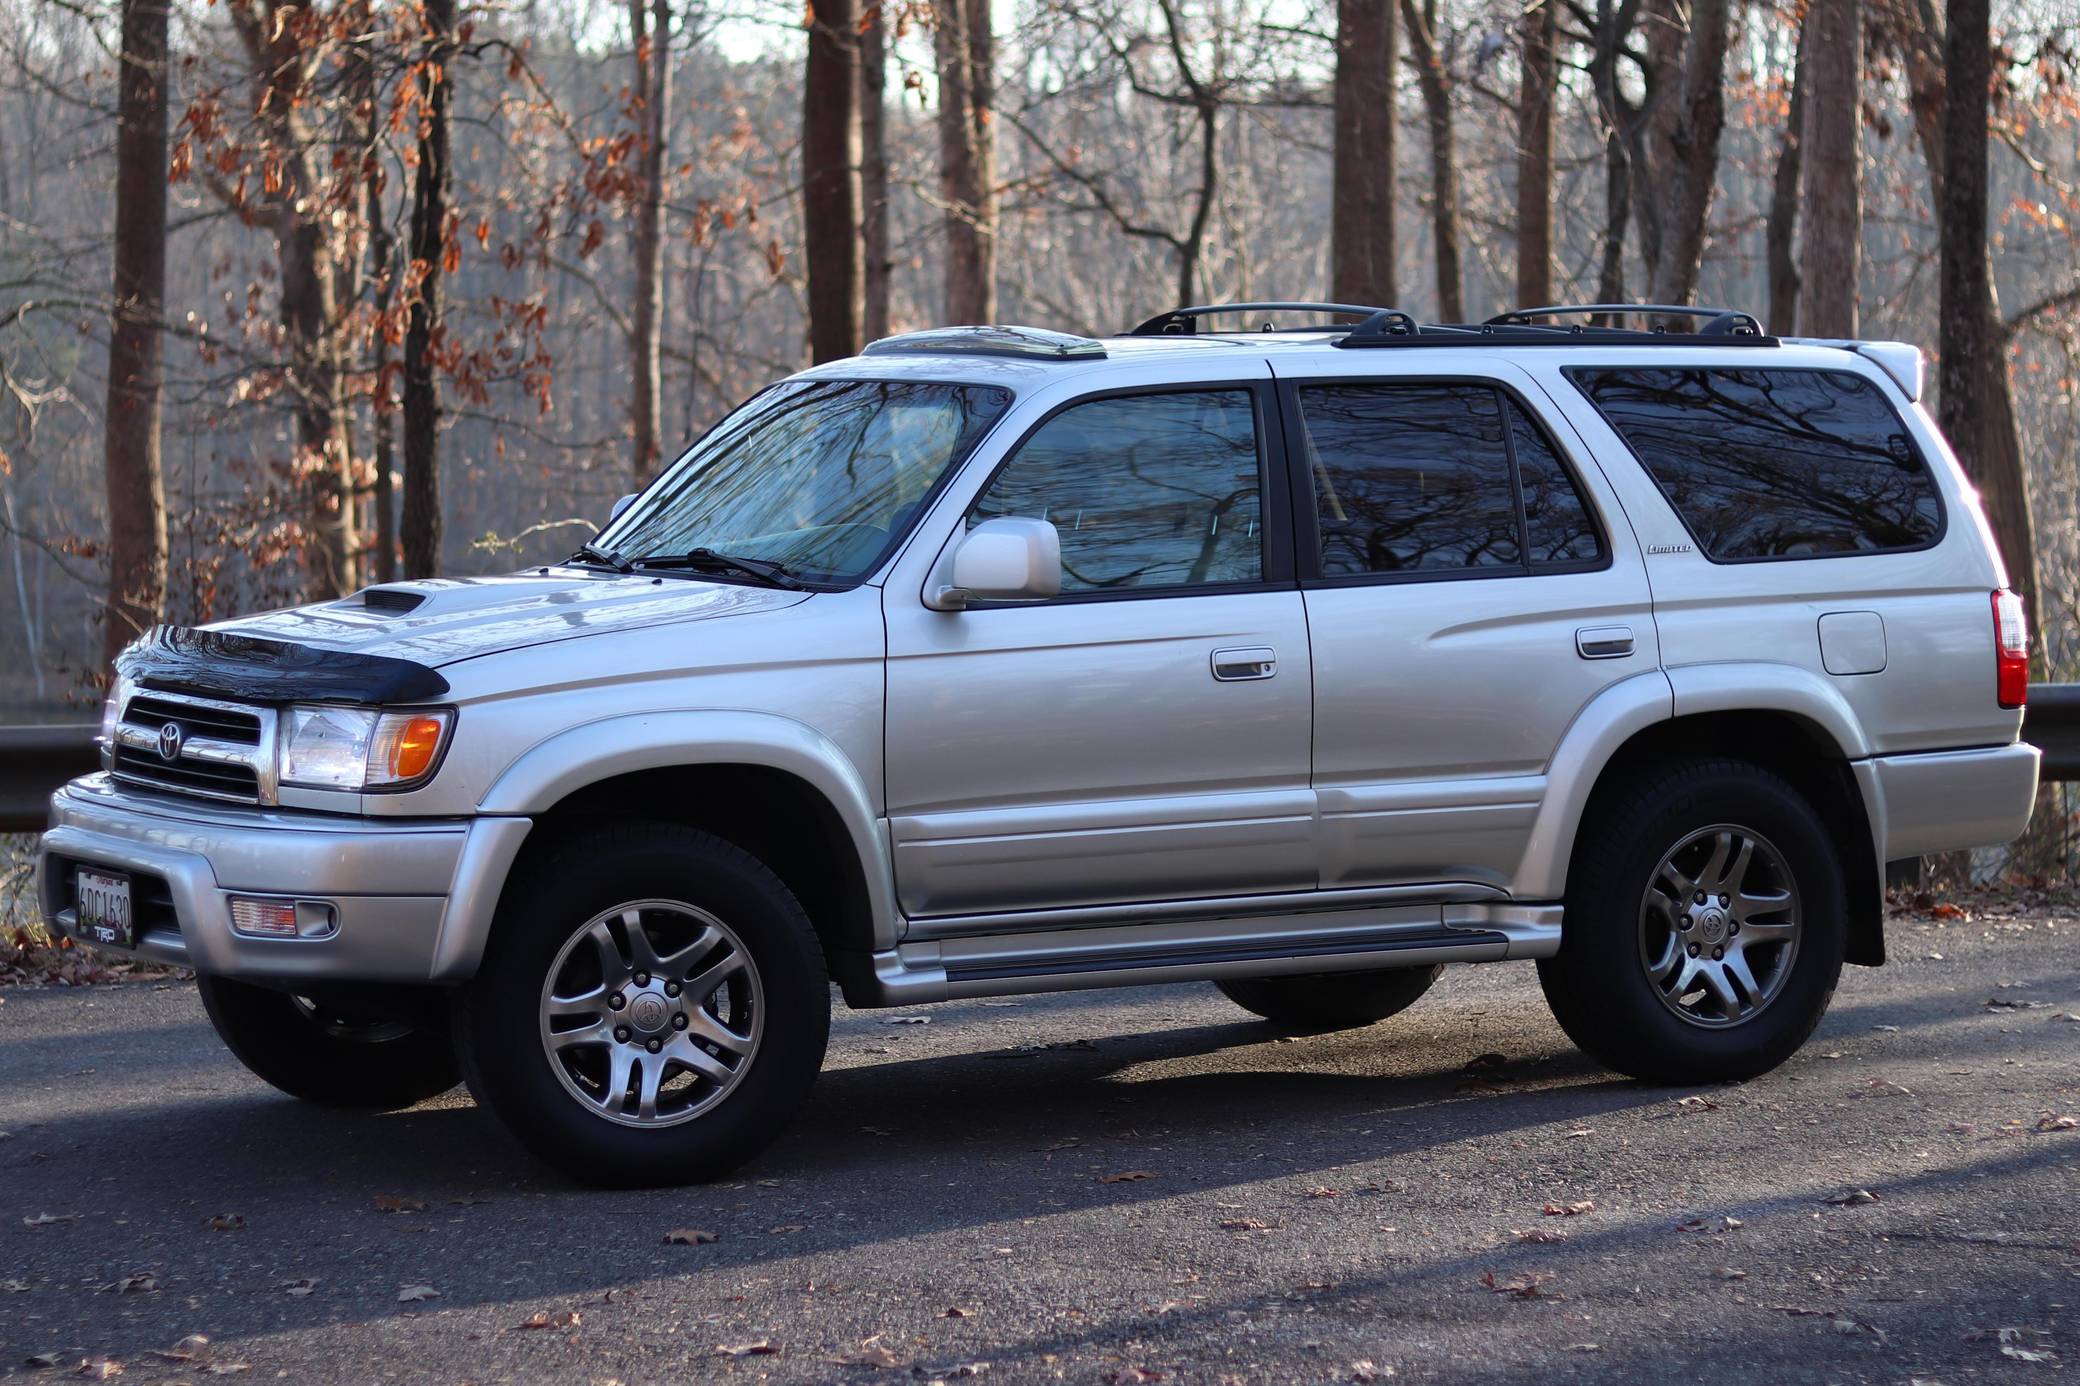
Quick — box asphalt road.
[3,899,2077,1384]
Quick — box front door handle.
[1576,625,1635,660]
[1211,646,1277,681]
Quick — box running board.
[856,902,1561,1005]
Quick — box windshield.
[594,378,1014,584]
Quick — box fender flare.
[429,710,899,981]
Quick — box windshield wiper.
[568,541,632,574]
[632,547,807,589]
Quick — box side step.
[858,902,1561,1006]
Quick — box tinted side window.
[1297,384,1520,575]
[970,390,1262,594]
[1570,367,1942,560]
[1509,403,1605,567]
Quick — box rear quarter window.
[1567,366,1943,561]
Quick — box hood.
[209,570,812,668]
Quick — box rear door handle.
[1211,646,1277,681]
[1576,626,1634,659]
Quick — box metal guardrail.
[4,689,2080,835]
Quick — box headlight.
[279,705,453,792]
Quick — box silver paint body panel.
[39,335,2036,1000]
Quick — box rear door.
[1276,358,1660,892]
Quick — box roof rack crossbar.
[1487,304,1766,337]
[1128,302,1403,336]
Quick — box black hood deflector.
[116,626,451,705]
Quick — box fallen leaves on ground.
[1824,1189,1882,1206]
[882,1015,931,1025]
[23,1212,80,1227]
[373,1195,426,1214]
[99,1272,157,1294]
[1218,1217,1274,1232]
[832,1339,906,1369]
[1541,1199,1596,1217]
[1345,1361,1393,1382]
[1985,996,2051,1011]
[1513,1227,1567,1243]
[1304,1186,1342,1199]
[663,1228,718,1245]
[2036,1113,2078,1132]
[715,1339,779,1357]
[1675,1215,1743,1233]
[75,1358,122,1380]
[205,1214,244,1232]
[396,1284,440,1303]
[278,1278,318,1297]
[1481,1270,1562,1300]
[514,1310,581,1331]
[1098,1170,1155,1183]
[1981,1327,2060,1364]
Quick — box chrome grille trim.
[109,689,278,806]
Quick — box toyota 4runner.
[39,303,2040,1186]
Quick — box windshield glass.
[595,378,1014,584]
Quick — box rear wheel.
[452,822,829,1187]
[1216,965,1443,1030]
[1538,758,1846,1082]
[198,976,459,1109]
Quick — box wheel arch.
[453,712,898,999]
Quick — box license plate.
[75,869,134,948]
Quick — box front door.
[884,381,1315,922]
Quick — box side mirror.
[609,493,638,524]
[931,517,1062,609]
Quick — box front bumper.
[38,775,530,983]
[1854,741,2041,861]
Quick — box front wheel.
[198,976,459,1109]
[452,822,830,1187]
[1538,758,1847,1083]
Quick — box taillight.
[1992,589,2028,708]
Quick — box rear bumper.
[1854,742,2040,860]
[37,774,529,983]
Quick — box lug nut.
[646,1038,663,1053]
[614,1026,631,1043]
[1679,918,1694,932]
[672,1012,689,1030]
[1718,895,1730,907]
[1687,943,1699,957]
[608,993,625,1011]
[634,972,650,987]
[1728,921,1739,935]
[1712,946,1724,960]
[664,981,681,997]
[1695,893,1707,905]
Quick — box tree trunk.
[1764,25,1808,335]
[1798,0,1861,336]
[860,1,891,340]
[802,0,863,362]
[629,0,670,483]
[359,41,397,585]
[1330,0,1396,308]
[401,0,454,579]
[1514,0,1555,309]
[933,0,996,323]
[102,0,169,664]
[1937,0,2036,624]
[1587,0,1633,308]
[1401,0,1462,320]
[1645,0,1730,306]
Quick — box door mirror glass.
[609,493,638,524]
[935,517,1062,608]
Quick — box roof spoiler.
[1784,338,1925,402]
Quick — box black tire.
[452,821,830,1188]
[1216,965,1444,1030]
[197,975,460,1109]
[1538,757,1847,1083]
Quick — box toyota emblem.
[156,721,186,763]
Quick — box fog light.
[229,897,337,939]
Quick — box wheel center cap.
[627,993,671,1034]
[1697,908,1729,945]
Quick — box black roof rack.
[1486,304,1767,336]
[1127,302,1404,336]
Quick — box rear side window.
[1294,382,1605,578]
[1569,367,1942,561]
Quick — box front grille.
[110,690,272,805]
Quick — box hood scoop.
[359,586,429,614]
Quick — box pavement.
[2,896,2076,1384]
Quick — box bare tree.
[355,29,398,584]
[1331,0,1396,307]
[1764,24,1808,334]
[1799,0,1860,335]
[102,0,169,662]
[861,1,891,340]
[629,0,671,482]
[1400,0,1461,320]
[1644,0,1729,305]
[401,0,454,578]
[1515,0,1555,310]
[803,0,863,362]
[934,0,996,323]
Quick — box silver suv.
[39,303,2040,1186]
